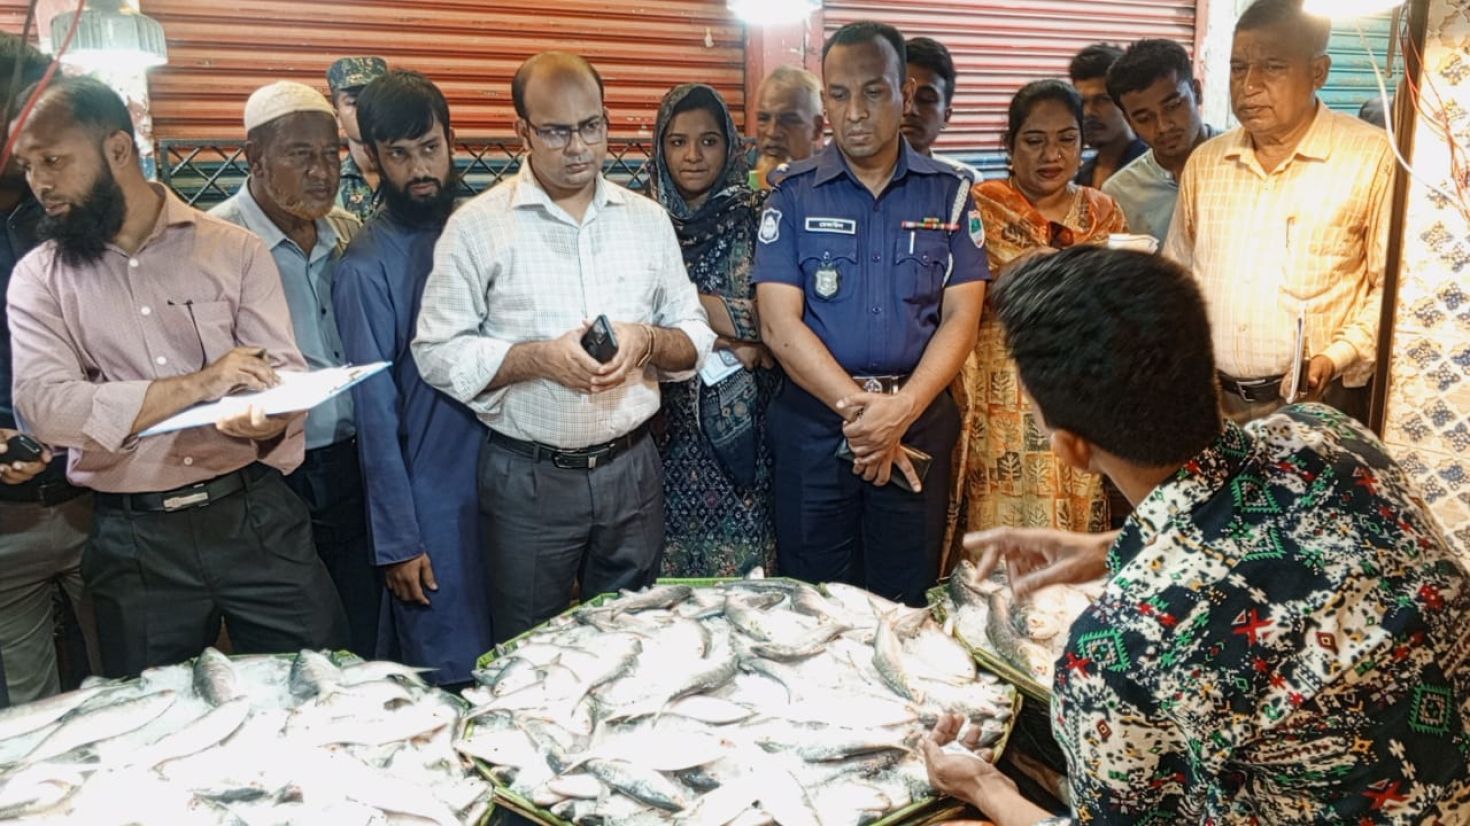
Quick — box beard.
[383,174,457,227]
[37,168,127,269]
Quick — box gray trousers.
[480,433,665,644]
[87,467,349,677]
[0,496,99,704]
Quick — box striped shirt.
[6,186,307,493]
[1163,103,1392,387]
[412,165,715,450]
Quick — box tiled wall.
[1382,0,1470,557]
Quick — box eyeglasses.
[168,299,208,371]
[526,115,608,150]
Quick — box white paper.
[699,349,744,387]
[1286,306,1307,403]
[139,362,390,437]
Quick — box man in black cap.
[327,56,389,222]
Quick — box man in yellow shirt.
[1164,0,1393,424]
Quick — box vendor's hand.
[385,553,437,606]
[0,428,52,486]
[1279,355,1335,403]
[965,527,1115,599]
[541,323,610,395]
[590,322,652,393]
[852,440,923,492]
[198,347,278,401]
[216,404,289,441]
[922,714,1054,826]
[837,391,918,457]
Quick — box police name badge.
[814,252,840,299]
[759,208,782,244]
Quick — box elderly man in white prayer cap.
[211,81,381,659]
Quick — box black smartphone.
[835,440,933,493]
[4,434,44,463]
[580,315,619,364]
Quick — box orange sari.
[942,179,1127,565]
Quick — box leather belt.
[489,425,647,470]
[851,374,908,395]
[0,478,86,508]
[1217,372,1285,404]
[94,463,271,514]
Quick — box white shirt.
[412,165,715,449]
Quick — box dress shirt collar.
[510,162,628,222]
[1225,100,1334,175]
[812,139,931,188]
[1110,421,1250,574]
[230,180,341,257]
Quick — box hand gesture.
[0,428,52,486]
[837,391,917,458]
[199,347,279,401]
[964,527,1114,599]
[542,322,613,395]
[385,553,437,606]
[1279,355,1336,403]
[589,322,652,393]
[216,404,290,442]
[918,713,1005,806]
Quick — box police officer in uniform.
[753,21,989,607]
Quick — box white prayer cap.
[243,81,336,133]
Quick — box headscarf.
[649,84,766,488]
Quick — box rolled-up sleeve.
[649,215,715,382]
[7,256,148,453]
[412,213,516,415]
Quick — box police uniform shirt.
[751,142,990,377]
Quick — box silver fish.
[609,584,694,617]
[749,622,848,661]
[288,650,342,701]
[0,685,114,744]
[339,660,432,688]
[986,590,1059,681]
[24,689,178,764]
[585,757,690,811]
[128,697,252,769]
[872,616,923,703]
[193,647,241,706]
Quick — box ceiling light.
[727,0,820,26]
[1302,0,1403,18]
[53,0,167,73]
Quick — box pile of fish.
[0,649,490,824]
[455,576,1016,826]
[940,560,1105,697]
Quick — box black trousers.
[768,384,961,607]
[86,466,348,677]
[479,433,665,644]
[283,439,380,659]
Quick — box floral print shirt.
[1052,404,1470,824]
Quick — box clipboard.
[139,362,390,437]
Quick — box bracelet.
[635,324,656,370]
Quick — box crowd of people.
[0,0,1467,821]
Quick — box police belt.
[1217,372,1285,404]
[851,375,908,395]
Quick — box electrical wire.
[0,0,88,176]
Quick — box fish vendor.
[926,246,1470,824]
[753,21,989,608]
[333,69,495,685]
[6,77,349,678]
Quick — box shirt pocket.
[1280,212,1358,306]
[187,300,238,365]
[796,232,859,304]
[894,234,950,304]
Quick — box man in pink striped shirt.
[6,76,347,676]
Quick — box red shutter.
[135,0,745,140]
[824,0,1198,158]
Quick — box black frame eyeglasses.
[526,114,609,150]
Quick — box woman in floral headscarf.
[948,80,1127,554]
[649,83,778,577]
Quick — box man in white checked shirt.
[1164,0,1392,425]
[413,52,715,643]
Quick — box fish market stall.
[457,578,1020,826]
[0,650,492,824]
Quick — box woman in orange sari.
[949,80,1126,547]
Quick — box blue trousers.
[767,384,960,606]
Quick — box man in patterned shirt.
[922,246,1470,825]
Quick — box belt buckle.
[863,377,883,394]
[162,490,209,512]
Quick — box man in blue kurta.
[332,70,492,684]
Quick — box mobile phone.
[580,315,619,364]
[4,434,44,463]
[835,440,933,493]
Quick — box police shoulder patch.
[968,209,985,248]
[759,208,782,244]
